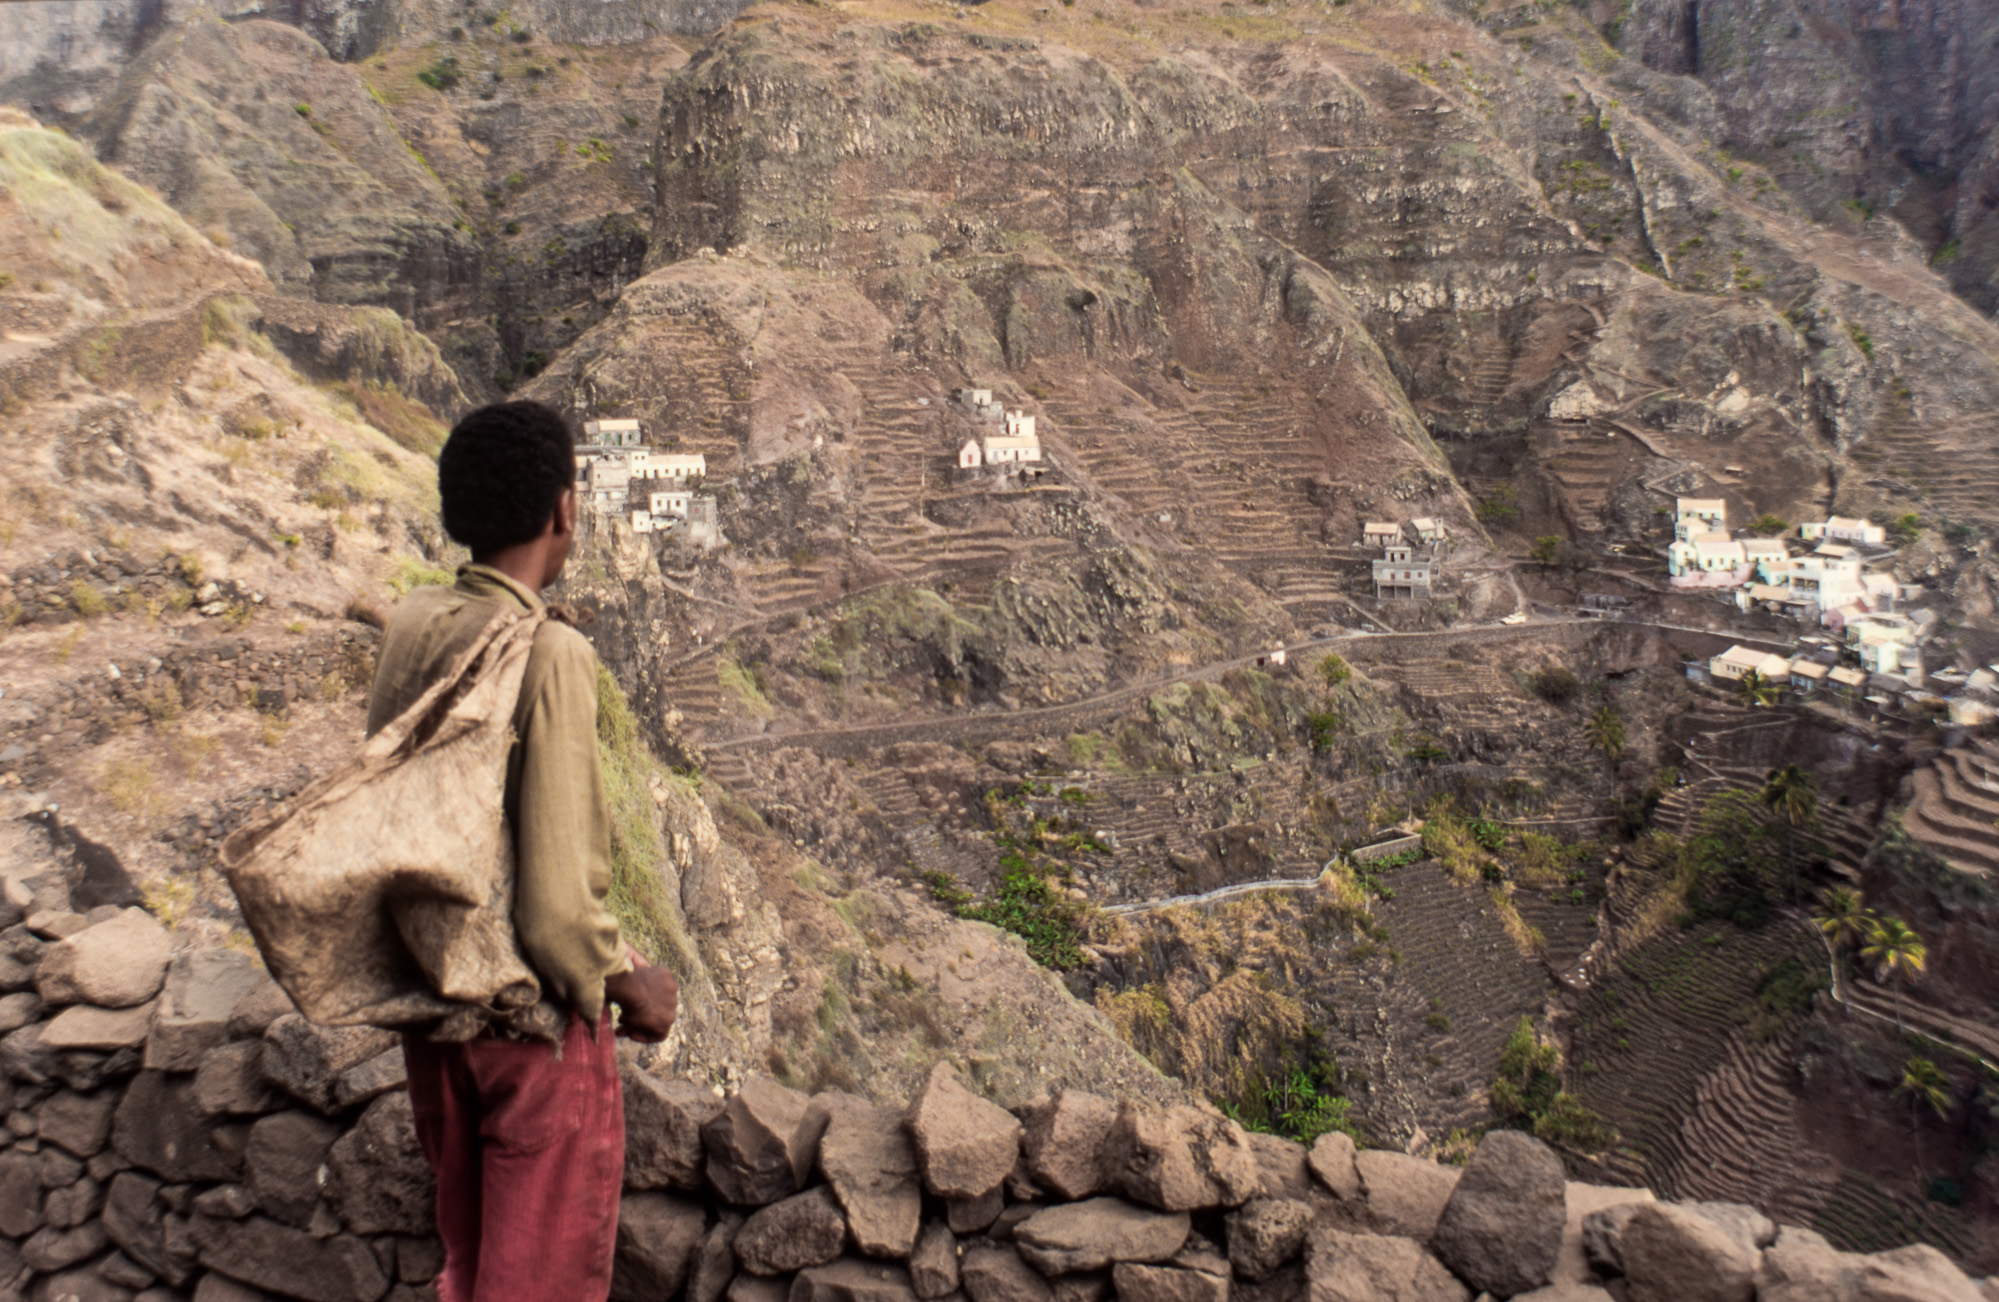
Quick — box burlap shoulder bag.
[220,606,561,1041]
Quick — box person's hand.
[606,951,679,1043]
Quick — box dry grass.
[101,756,159,817]
[1488,886,1546,958]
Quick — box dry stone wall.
[2,874,1995,1302]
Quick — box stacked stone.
[2,872,1995,1302]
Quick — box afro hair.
[437,400,576,554]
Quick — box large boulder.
[0,1148,42,1236]
[1510,1287,1616,1302]
[735,1186,850,1276]
[1304,1226,1470,1302]
[1755,1226,1855,1302]
[1111,1262,1230,1302]
[1618,1203,1757,1302]
[40,1002,155,1052]
[1556,1184,1652,1284]
[38,1088,119,1159]
[34,909,172,1009]
[687,1212,744,1302]
[1850,1243,1985,1302]
[1244,1133,1313,1201]
[1427,1130,1565,1296]
[1352,1152,1458,1239]
[907,1063,1022,1200]
[624,1067,724,1191]
[791,1258,922,1302]
[324,1091,433,1236]
[909,1221,959,1299]
[1225,1199,1315,1282]
[611,1192,708,1302]
[243,1111,344,1227]
[259,1017,397,1115]
[1013,1198,1189,1276]
[705,1078,831,1206]
[819,1102,923,1259]
[961,1244,1052,1302]
[1683,1202,1776,1254]
[112,1072,244,1185]
[1307,1134,1361,1201]
[1022,1091,1115,1201]
[194,1042,279,1116]
[1100,1104,1261,1212]
[147,951,270,1071]
[191,1216,389,1302]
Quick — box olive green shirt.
[366,564,628,1025]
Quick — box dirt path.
[705,615,1795,757]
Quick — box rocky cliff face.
[12,0,1999,1286]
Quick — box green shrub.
[1527,666,1580,704]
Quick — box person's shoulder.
[527,615,600,683]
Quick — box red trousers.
[403,1011,625,1302]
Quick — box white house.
[1710,644,1791,682]
[1789,660,1830,692]
[963,410,1043,470]
[582,418,644,448]
[1801,516,1887,547]
[960,388,1004,420]
[647,453,707,483]
[648,489,693,518]
[1670,533,1749,584]
[1373,548,1434,599]
[1363,521,1404,549]
[1411,518,1447,545]
[1675,498,1727,539]
[1739,539,1788,571]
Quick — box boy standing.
[366,400,679,1302]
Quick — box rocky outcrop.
[1,875,1997,1302]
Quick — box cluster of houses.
[1364,518,1447,600]
[954,389,1048,481]
[575,419,721,548]
[1698,634,1999,722]
[1666,500,1902,630]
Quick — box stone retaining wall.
[1,869,1993,1302]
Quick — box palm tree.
[1761,763,1818,904]
[1894,1056,1951,1180]
[1737,668,1779,708]
[1583,705,1626,770]
[1815,886,1874,956]
[1861,915,1928,1032]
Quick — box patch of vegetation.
[1218,1060,1362,1146]
[1318,653,1351,688]
[1490,1017,1613,1153]
[386,557,455,596]
[595,665,699,975]
[1749,514,1790,536]
[716,652,774,721]
[330,380,448,457]
[1305,711,1344,752]
[958,823,1089,970]
[1846,323,1875,358]
[1476,483,1520,523]
[1527,665,1580,704]
[417,56,463,91]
